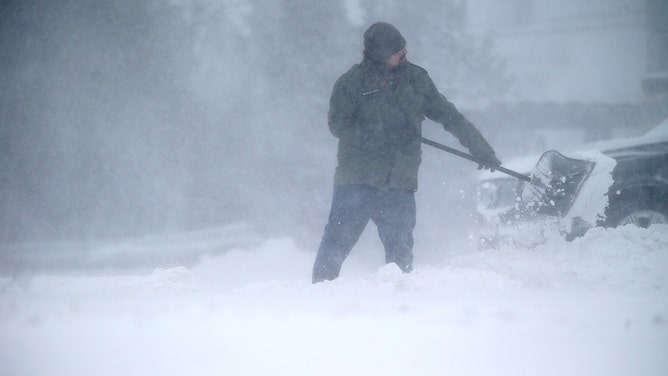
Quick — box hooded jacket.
[328,61,494,191]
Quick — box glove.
[477,151,501,172]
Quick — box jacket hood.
[363,22,406,64]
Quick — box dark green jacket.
[329,62,494,191]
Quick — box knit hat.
[363,22,406,64]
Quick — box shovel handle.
[420,137,531,182]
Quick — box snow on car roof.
[479,117,668,179]
[640,117,668,140]
[584,117,668,153]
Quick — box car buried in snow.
[476,119,668,248]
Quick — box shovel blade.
[521,150,596,216]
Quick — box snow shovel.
[420,137,596,216]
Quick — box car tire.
[616,209,668,228]
[605,188,668,229]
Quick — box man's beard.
[389,60,408,72]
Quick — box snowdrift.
[1,225,667,376]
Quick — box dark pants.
[312,184,416,283]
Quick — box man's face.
[387,47,407,67]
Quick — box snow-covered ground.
[1,225,667,376]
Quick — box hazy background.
[0,0,661,250]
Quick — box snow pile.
[192,237,314,291]
[450,224,667,291]
[561,150,616,231]
[28,266,202,295]
[0,225,667,376]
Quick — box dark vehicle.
[476,120,668,247]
